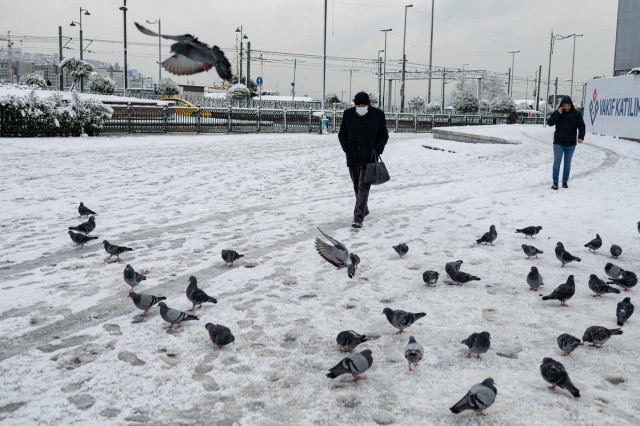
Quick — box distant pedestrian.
[338,92,389,228]
[507,107,518,124]
[547,96,585,190]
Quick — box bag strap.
[370,149,380,162]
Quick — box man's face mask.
[356,106,369,116]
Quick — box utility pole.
[400,4,413,112]
[58,27,63,90]
[441,68,446,113]
[536,64,542,112]
[7,32,13,83]
[508,50,520,96]
[291,58,296,102]
[120,0,128,97]
[427,0,434,103]
[322,0,327,113]
[349,69,352,105]
[381,28,392,110]
[246,42,251,84]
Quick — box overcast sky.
[0,0,619,104]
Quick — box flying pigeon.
[445,260,463,279]
[135,22,232,80]
[336,330,370,352]
[68,216,96,235]
[78,202,96,217]
[515,226,542,238]
[326,349,373,381]
[103,240,133,262]
[526,266,544,291]
[205,323,235,349]
[540,357,580,397]
[476,225,497,245]
[588,274,620,297]
[557,333,583,356]
[582,325,622,348]
[584,234,602,253]
[422,270,439,286]
[186,276,217,311]
[404,336,424,371]
[393,243,409,258]
[450,378,497,416]
[123,264,146,290]
[541,275,576,307]
[450,270,481,285]
[605,262,624,279]
[315,227,349,269]
[608,270,638,291]
[68,230,98,248]
[221,249,244,267]
[616,297,634,326]
[610,244,622,259]
[521,244,543,259]
[382,307,426,335]
[158,302,199,329]
[128,291,166,316]
[461,331,491,359]
[555,242,581,268]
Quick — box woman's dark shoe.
[562,182,568,188]
[551,183,558,190]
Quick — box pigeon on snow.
[158,302,198,329]
[336,330,370,352]
[541,275,576,307]
[315,227,350,269]
[616,297,634,326]
[557,333,583,356]
[68,216,96,235]
[526,266,544,291]
[186,276,217,311]
[522,244,543,259]
[393,243,409,258]
[135,22,232,80]
[450,270,481,285]
[68,230,98,248]
[383,307,426,335]
[476,225,497,245]
[555,242,581,268]
[445,260,463,279]
[124,264,146,290]
[450,378,497,416]
[584,234,603,253]
[608,270,638,291]
[610,244,622,259]
[78,202,96,217]
[582,326,622,348]
[461,331,491,359]
[422,270,439,286]
[605,262,624,279]
[128,291,166,316]
[588,274,620,297]
[103,240,133,261]
[515,226,542,238]
[540,357,580,397]
[326,349,373,381]
[206,323,235,349]
[404,336,424,371]
[221,249,244,266]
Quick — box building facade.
[614,0,640,76]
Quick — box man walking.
[338,92,389,228]
[547,96,585,190]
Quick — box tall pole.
[377,50,383,107]
[508,50,519,96]
[58,26,63,90]
[441,68,446,113]
[381,28,392,110]
[239,27,243,84]
[322,0,327,113]
[544,30,554,126]
[349,69,352,105]
[536,64,542,112]
[427,0,434,103]
[120,1,128,97]
[246,41,251,83]
[401,4,413,112]
[569,34,583,98]
[292,58,296,102]
[158,20,161,83]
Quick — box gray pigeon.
[123,264,146,290]
[347,253,360,279]
[541,275,576,307]
[476,225,497,245]
[205,323,235,349]
[186,276,217,311]
[588,274,620,297]
[605,262,624,279]
[68,216,96,235]
[515,226,542,238]
[128,291,166,316]
[103,240,133,262]
[450,270,481,285]
[637,221,640,235]
[450,378,497,416]
[336,330,370,352]
[78,202,96,217]
[68,230,98,248]
[584,234,602,253]
[422,270,439,286]
[610,244,622,258]
[135,22,232,80]
[616,297,634,326]
[327,349,373,381]
[557,333,583,356]
[404,336,424,371]
[540,357,580,397]
[315,227,349,269]
[526,266,544,291]
[555,242,581,268]
[522,244,543,259]
[347,263,356,279]
[582,325,622,348]
[221,249,244,266]
[445,260,463,279]
[393,243,409,258]
[608,270,638,291]
[383,307,426,335]
[158,302,198,329]
[461,331,491,359]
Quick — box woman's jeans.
[552,144,576,183]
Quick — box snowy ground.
[1,125,639,425]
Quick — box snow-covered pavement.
[1,126,639,425]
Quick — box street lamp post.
[427,0,434,103]
[377,49,384,107]
[381,28,392,110]
[69,7,90,92]
[569,34,583,98]
[544,32,574,125]
[119,0,128,97]
[507,50,520,96]
[146,19,161,84]
[235,26,248,85]
[400,4,413,112]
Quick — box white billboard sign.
[585,74,640,140]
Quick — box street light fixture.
[235,27,249,85]
[70,7,90,92]
[146,19,161,84]
[400,4,413,112]
[507,50,520,96]
[544,32,574,124]
[380,28,392,110]
[119,0,128,97]
[377,49,384,107]
[569,34,583,98]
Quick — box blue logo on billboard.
[588,88,598,125]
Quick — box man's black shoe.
[562,182,568,188]
[551,183,558,190]
[351,221,362,229]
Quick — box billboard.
[585,74,640,140]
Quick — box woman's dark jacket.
[338,107,389,167]
[547,96,586,146]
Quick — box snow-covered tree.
[482,76,507,103]
[59,57,93,91]
[88,73,116,95]
[231,76,258,97]
[156,78,180,96]
[19,73,47,90]
[368,93,378,107]
[490,94,515,113]
[408,96,425,111]
[70,92,113,136]
[452,89,479,114]
[227,84,251,100]
[325,93,340,104]
[425,102,441,113]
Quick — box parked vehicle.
[157,97,211,118]
[516,110,543,118]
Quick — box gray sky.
[0,0,619,104]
